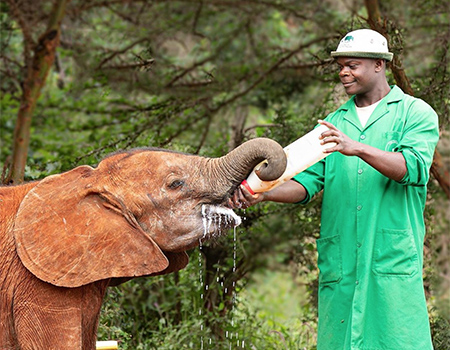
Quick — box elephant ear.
[13,165,188,288]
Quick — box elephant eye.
[168,179,185,189]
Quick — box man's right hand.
[229,179,308,209]
[229,184,265,209]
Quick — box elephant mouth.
[201,204,242,239]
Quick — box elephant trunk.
[204,138,287,197]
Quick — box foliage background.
[1,0,449,349]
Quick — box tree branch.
[165,23,245,88]
[96,38,152,69]
[5,0,70,185]
[364,0,450,199]
[211,35,333,113]
[5,0,34,68]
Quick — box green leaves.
[2,0,449,347]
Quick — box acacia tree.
[364,0,450,198]
[3,0,69,184]
[3,0,448,191]
[1,0,448,347]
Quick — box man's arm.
[229,117,408,209]
[319,120,407,181]
[229,179,307,209]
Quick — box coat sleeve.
[292,158,325,204]
[396,99,439,186]
[291,113,338,204]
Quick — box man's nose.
[339,67,350,77]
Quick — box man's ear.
[374,58,386,72]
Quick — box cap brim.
[331,51,393,61]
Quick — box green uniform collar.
[336,85,404,130]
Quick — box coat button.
[360,135,366,140]
[358,169,363,174]
[357,205,362,211]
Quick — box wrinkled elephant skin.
[0,138,286,349]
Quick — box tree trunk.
[364,0,450,199]
[5,0,70,185]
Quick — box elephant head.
[13,138,286,288]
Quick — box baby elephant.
[0,138,286,349]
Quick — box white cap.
[331,29,393,61]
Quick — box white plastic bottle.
[241,124,336,194]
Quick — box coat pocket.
[317,235,342,284]
[372,228,419,277]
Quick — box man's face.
[336,57,382,96]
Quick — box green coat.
[294,86,439,350]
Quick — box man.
[231,29,439,350]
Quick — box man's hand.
[228,185,265,209]
[229,180,308,209]
[318,119,363,156]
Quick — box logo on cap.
[341,35,354,48]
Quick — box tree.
[1,0,448,348]
[364,0,450,199]
[2,0,69,184]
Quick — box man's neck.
[355,82,391,107]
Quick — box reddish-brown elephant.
[0,138,286,349]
